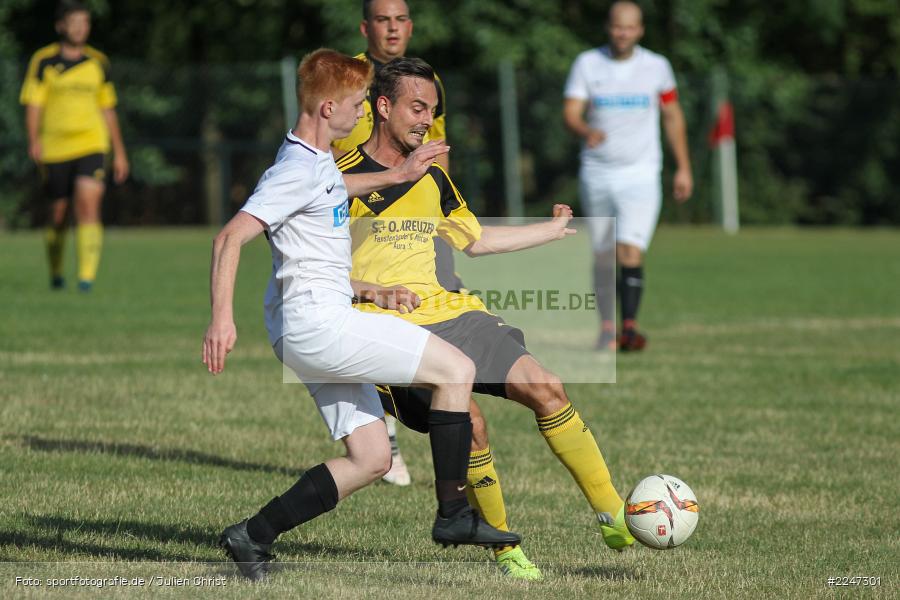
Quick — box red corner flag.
[708,101,735,147]
[709,100,739,233]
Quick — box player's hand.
[673,167,693,203]
[369,285,420,313]
[550,203,577,238]
[28,140,42,164]
[396,140,450,183]
[113,153,130,184]
[585,129,606,148]
[202,319,237,375]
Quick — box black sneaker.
[432,507,522,548]
[218,519,275,581]
[618,328,647,352]
[50,276,65,290]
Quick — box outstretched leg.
[221,415,388,581]
[505,355,634,550]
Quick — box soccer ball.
[625,474,699,550]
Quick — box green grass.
[1,226,898,599]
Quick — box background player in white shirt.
[564,0,693,351]
[202,49,519,581]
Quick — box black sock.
[246,463,339,544]
[593,260,616,325]
[620,265,644,327]
[428,409,472,517]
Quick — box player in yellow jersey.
[20,1,129,292]
[333,0,463,489]
[340,59,637,575]
[333,0,448,172]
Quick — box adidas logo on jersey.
[472,476,496,489]
[367,191,385,203]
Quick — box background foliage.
[1,0,899,226]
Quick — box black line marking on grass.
[11,435,303,476]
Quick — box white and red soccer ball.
[625,474,699,549]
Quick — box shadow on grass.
[552,563,641,581]
[10,434,301,476]
[0,527,195,562]
[6,514,391,563]
[278,538,396,561]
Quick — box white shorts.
[274,289,431,440]
[299,381,384,441]
[579,167,662,252]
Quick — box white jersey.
[565,45,677,174]
[240,131,353,345]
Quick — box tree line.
[2,0,898,226]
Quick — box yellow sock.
[76,223,103,283]
[466,446,514,556]
[45,228,66,278]
[537,403,623,516]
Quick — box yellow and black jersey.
[20,43,117,163]
[338,146,486,326]
[331,52,447,155]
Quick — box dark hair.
[363,0,409,21]
[56,0,88,21]
[371,57,434,121]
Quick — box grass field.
[1,226,898,599]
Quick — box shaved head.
[607,1,644,59]
[609,1,643,24]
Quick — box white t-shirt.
[565,45,677,173]
[240,131,353,344]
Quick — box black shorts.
[378,311,530,433]
[42,153,106,199]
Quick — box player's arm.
[563,98,605,148]
[661,99,693,202]
[103,108,129,184]
[343,139,450,196]
[21,51,47,163]
[25,105,43,163]
[464,204,576,257]
[202,211,265,375]
[350,280,420,313]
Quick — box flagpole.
[710,67,739,234]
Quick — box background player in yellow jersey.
[20,0,129,292]
[333,0,460,486]
[340,58,636,579]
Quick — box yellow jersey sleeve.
[19,45,56,107]
[434,165,481,250]
[97,80,117,109]
[85,47,117,109]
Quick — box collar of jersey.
[285,130,322,155]
[356,146,390,172]
[600,44,643,63]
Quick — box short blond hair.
[297,48,374,113]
